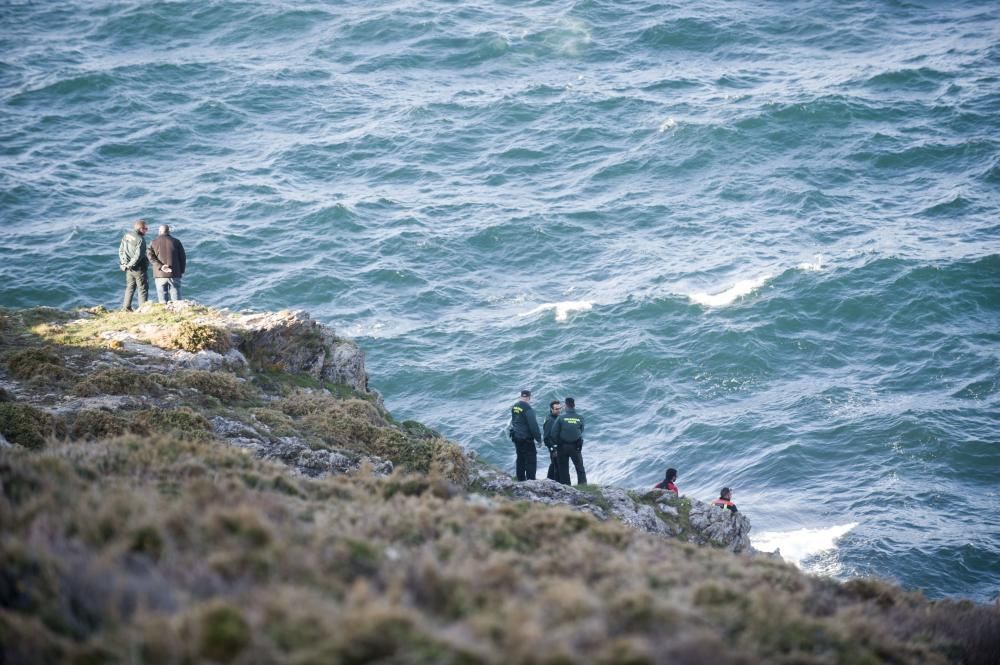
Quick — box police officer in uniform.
[551,396,587,486]
[509,389,542,481]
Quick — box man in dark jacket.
[147,224,187,303]
[118,219,149,311]
[509,389,542,481]
[542,400,562,481]
[551,396,587,486]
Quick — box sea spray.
[753,523,858,568]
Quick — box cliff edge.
[1,303,997,665]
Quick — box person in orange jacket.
[712,487,738,513]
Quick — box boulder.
[236,310,369,394]
[688,501,753,554]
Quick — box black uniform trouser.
[557,441,587,486]
[545,448,558,481]
[123,269,148,310]
[514,438,537,481]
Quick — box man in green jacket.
[509,389,542,481]
[551,396,587,486]
[118,219,149,311]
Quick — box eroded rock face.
[235,310,368,395]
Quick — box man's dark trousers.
[514,438,537,481]
[557,442,587,485]
[545,449,559,481]
[123,269,148,310]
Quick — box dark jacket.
[551,408,585,447]
[148,234,186,279]
[543,413,559,450]
[510,399,541,444]
[119,230,148,272]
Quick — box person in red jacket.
[712,487,738,513]
[653,468,679,496]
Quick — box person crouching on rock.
[509,389,542,481]
[654,468,679,496]
[712,487,738,513]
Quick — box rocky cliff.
[1,303,997,665]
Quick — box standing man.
[148,224,186,303]
[542,400,562,481]
[509,389,542,481]
[118,219,149,311]
[551,396,587,486]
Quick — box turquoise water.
[2,1,999,601]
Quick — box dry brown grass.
[1,436,997,665]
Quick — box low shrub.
[73,367,162,397]
[195,603,251,663]
[70,410,141,441]
[174,371,256,403]
[0,402,58,448]
[249,408,297,436]
[169,322,231,353]
[5,348,72,383]
[132,407,212,440]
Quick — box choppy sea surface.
[2,0,998,602]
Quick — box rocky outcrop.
[209,415,394,478]
[79,302,369,395]
[235,309,368,395]
[468,459,759,554]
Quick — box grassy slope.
[1,306,998,665]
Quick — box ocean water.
[2,0,998,602]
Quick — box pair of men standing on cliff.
[509,390,587,485]
[118,219,187,311]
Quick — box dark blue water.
[2,0,998,601]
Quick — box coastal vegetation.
[1,304,997,664]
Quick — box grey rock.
[235,310,370,395]
[259,436,393,478]
[210,416,259,439]
[49,395,142,418]
[688,501,753,554]
[602,488,673,536]
[0,432,11,448]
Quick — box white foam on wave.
[687,274,773,308]
[520,300,593,322]
[752,522,858,567]
[658,117,677,132]
[797,254,824,271]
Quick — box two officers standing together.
[118,219,187,311]
[509,390,587,485]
